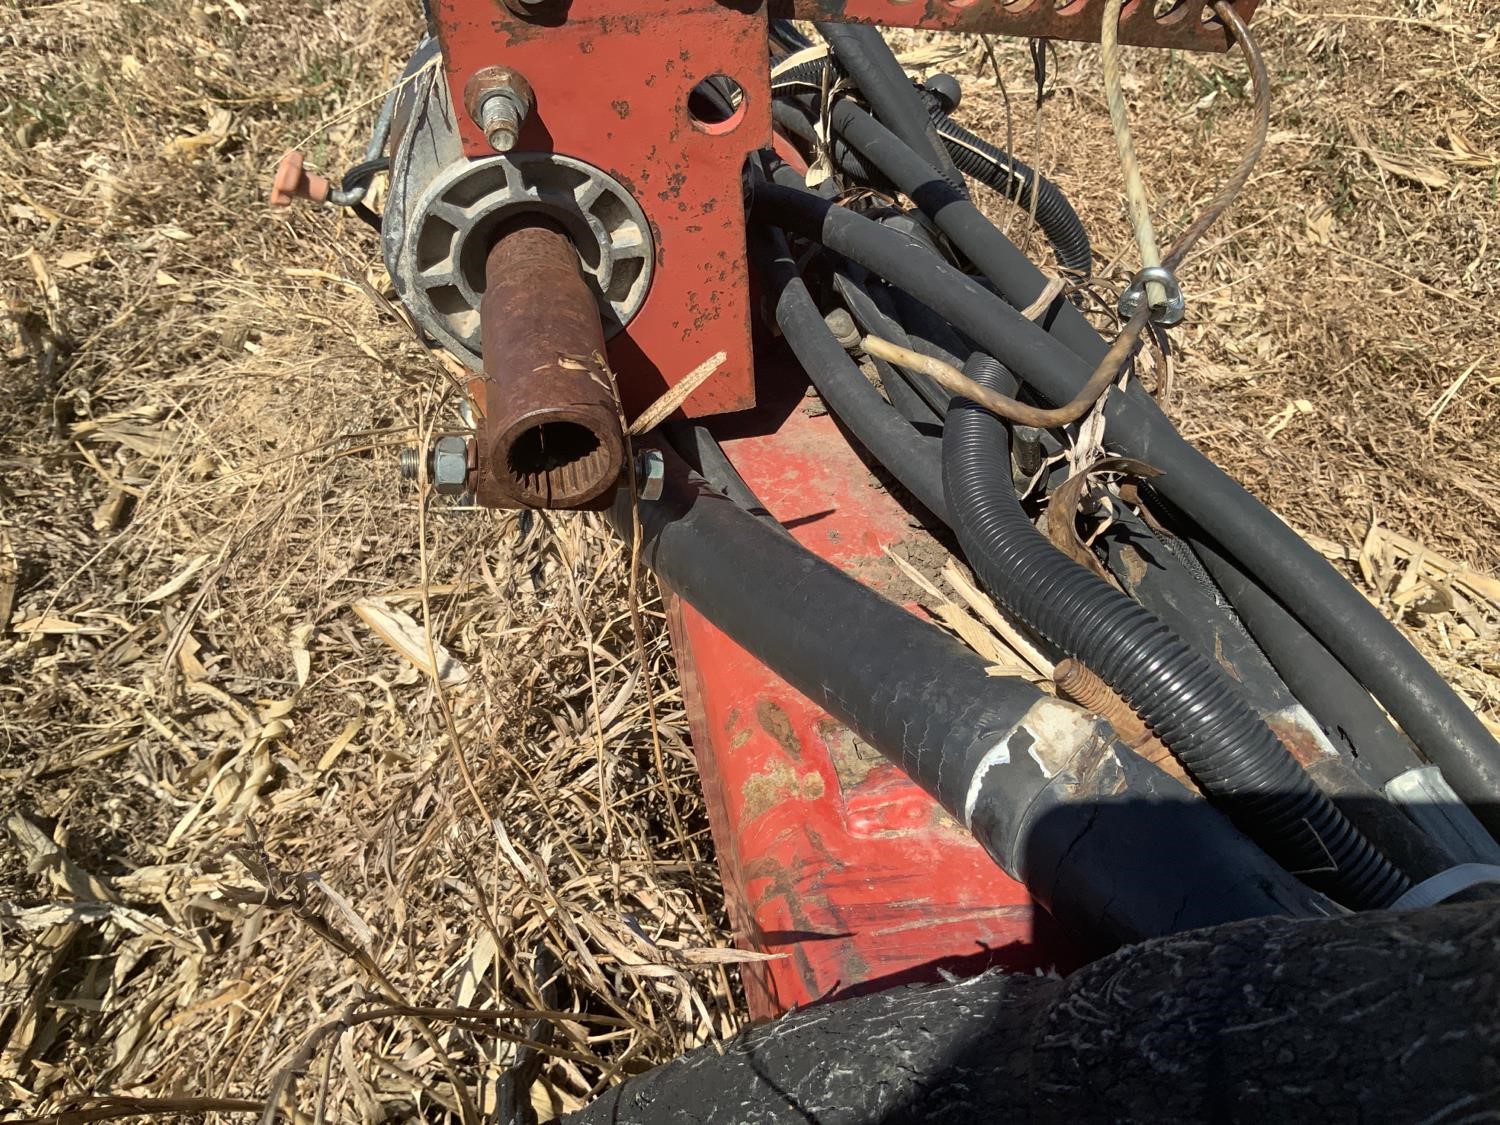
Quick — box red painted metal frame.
[431,0,774,420]
[667,398,1070,1019]
[772,0,1260,52]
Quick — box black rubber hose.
[1186,527,1425,788]
[825,100,1081,325]
[748,180,1500,833]
[609,449,1327,943]
[943,354,1409,910]
[830,263,942,427]
[814,22,968,196]
[757,228,949,524]
[932,113,1093,276]
[770,100,884,188]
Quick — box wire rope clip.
[1119,265,1186,327]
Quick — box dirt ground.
[2,0,1497,1121]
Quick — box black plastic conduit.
[931,113,1092,276]
[943,354,1408,909]
[748,180,1500,836]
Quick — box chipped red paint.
[430,0,773,419]
[669,399,1069,1019]
[772,0,1260,53]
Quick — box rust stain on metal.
[1053,659,1194,787]
[819,718,883,790]
[742,762,827,822]
[773,0,1260,52]
[475,221,626,509]
[757,700,802,761]
[1266,708,1340,769]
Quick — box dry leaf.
[57,248,101,269]
[1350,124,1451,189]
[353,597,471,687]
[140,554,209,604]
[163,108,233,156]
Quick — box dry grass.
[2,0,1498,1121]
[2,1,740,1120]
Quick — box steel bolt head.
[430,436,473,496]
[635,448,665,502]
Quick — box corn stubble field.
[1,0,1497,1121]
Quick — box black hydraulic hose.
[757,227,949,524]
[814,22,967,197]
[932,113,1093,276]
[831,263,942,427]
[608,449,1328,943]
[825,100,1080,324]
[770,17,813,53]
[1186,528,1425,788]
[748,180,1500,834]
[943,355,1409,910]
[770,101,883,188]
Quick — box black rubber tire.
[565,902,1500,1123]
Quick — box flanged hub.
[399,152,654,368]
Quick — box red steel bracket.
[431,0,773,420]
[772,0,1261,52]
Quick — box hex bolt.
[634,448,665,502]
[465,67,534,155]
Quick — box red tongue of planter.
[668,384,1076,1019]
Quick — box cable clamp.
[1119,265,1186,327]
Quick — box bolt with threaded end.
[478,89,527,153]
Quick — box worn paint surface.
[668,398,1060,1020]
[431,0,772,418]
[772,0,1261,52]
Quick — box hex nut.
[430,436,473,496]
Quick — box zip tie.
[1388,863,1500,910]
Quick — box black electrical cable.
[341,156,389,232]
[756,227,949,524]
[747,180,1500,833]
[943,355,1409,910]
[770,18,813,53]
[814,22,967,197]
